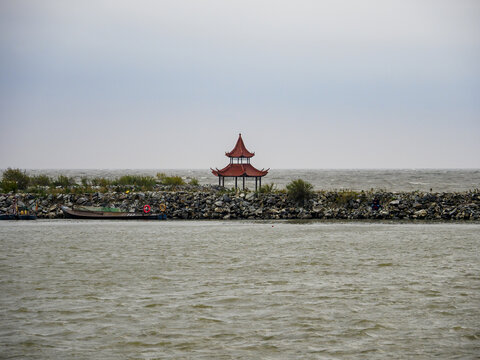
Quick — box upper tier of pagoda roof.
[211,163,269,177]
[225,133,255,158]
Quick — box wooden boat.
[60,206,167,220]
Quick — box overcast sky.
[1,0,479,169]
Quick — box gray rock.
[448,208,457,216]
[413,202,423,209]
[76,197,88,205]
[266,197,276,205]
[414,209,427,218]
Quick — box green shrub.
[53,175,75,187]
[1,168,30,190]
[114,175,156,188]
[156,173,186,186]
[91,177,111,187]
[136,176,156,187]
[258,183,276,194]
[27,186,47,196]
[0,180,18,193]
[189,178,199,186]
[219,186,237,195]
[161,176,185,186]
[286,179,314,205]
[334,190,361,205]
[72,186,94,194]
[30,174,52,187]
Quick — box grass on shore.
[0,168,193,193]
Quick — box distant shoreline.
[1,168,480,193]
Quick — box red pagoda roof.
[211,164,269,177]
[225,134,255,158]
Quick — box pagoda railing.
[229,157,251,164]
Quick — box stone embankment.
[1,188,479,220]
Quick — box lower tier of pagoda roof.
[211,163,269,177]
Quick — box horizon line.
[1,167,479,171]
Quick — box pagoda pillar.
[242,176,245,190]
[255,177,258,192]
[235,177,238,189]
[259,176,261,190]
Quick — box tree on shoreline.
[0,168,29,192]
[286,179,314,205]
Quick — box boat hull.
[61,206,166,220]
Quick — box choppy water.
[1,221,479,359]
[20,169,480,192]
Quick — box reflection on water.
[1,221,479,359]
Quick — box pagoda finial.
[225,133,255,158]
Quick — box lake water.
[22,168,480,192]
[1,220,479,359]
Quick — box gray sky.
[1,0,479,169]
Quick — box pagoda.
[211,134,269,191]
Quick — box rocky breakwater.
[0,189,479,221]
